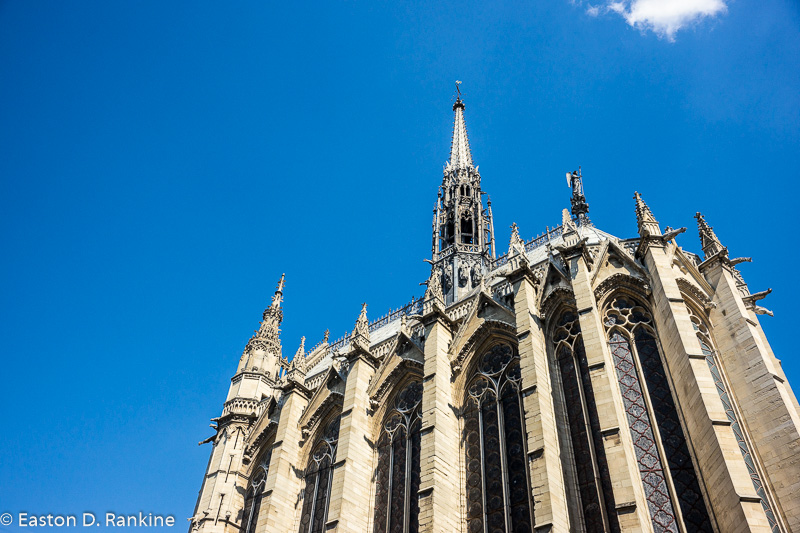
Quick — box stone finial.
[350,303,370,351]
[290,336,306,372]
[562,208,577,233]
[695,212,724,259]
[323,329,330,343]
[633,192,662,238]
[509,222,525,256]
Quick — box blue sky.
[1,0,798,529]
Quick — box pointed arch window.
[552,309,619,533]
[373,381,423,533]
[463,342,533,533]
[461,216,473,244]
[686,306,780,533]
[240,449,272,533]
[299,416,340,533]
[604,296,712,532]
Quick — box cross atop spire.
[446,85,474,173]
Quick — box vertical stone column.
[510,270,571,532]
[641,241,771,532]
[566,249,652,531]
[255,386,310,533]
[325,355,377,532]
[703,260,800,530]
[418,313,460,532]
[194,423,250,533]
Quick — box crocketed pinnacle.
[291,336,306,370]
[445,97,474,172]
[695,212,723,258]
[350,303,370,351]
[509,222,525,255]
[634,192,662,237]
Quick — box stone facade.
[189,96,800,533]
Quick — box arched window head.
[373,381,423,533]
[240,451,272,533]
[463,343,533,533]
[603,295,712,532]
[299,416,341,533]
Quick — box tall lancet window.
[603,296,712,532]
[463,342,533,533]
[552,309,620,533]
[686,305,780,533]
[240,449,272,533]
[299,416,340,533]
[373,381,423,533]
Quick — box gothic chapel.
[190,95,800,533]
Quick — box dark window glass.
[373,382,423,533]
[554,310,619,533]
[240,449,271,533]
[463,343,534,533]
[299,416,340,533]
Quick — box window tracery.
[373,381,423,533]
[463,342,533,533]
[240,450,271,533]
[685,305,780,533]
[299,416,341,533]
[553,309,619,533]
[604,296,711,532]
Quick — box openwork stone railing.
[222,398,261,418]
[328,296,424,353]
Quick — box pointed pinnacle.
[695,212,723,258]
[633,192,661,237]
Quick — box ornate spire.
[695,212,724,258]
[633,192,662,237]
[350,303,370,352]
[271,273,285,309]
[445,90,474,172]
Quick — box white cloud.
[586,5,601,16]
[598,0,728,41]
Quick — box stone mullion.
[418,316,460,532]
[255,389,309,533]
[641,243,769,532]
[568,252,652,532]
[512,273,571,532]
[704,262,800,531]
[325,356,376,532]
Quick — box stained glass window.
[686,306,780,533]
[553,310,619,533]
[240,449,271,533]
[373,381,423,533]
[299,416,341,533]
[604,296,712,532]
[463,343,534,533]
